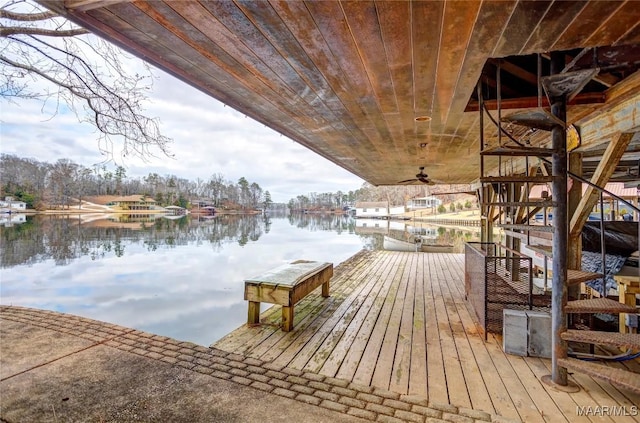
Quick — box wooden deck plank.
[500,343,571,423]
[242,254,370,359]
[525,357,594,423]
[436,254,503,416]
[289,251,393,371]
[322,251,401,378]
[268,252,385,368]
[408,253,428,397]
[352,253,408,386]
[214,250,639,422]
[215,252,368,354]
[371,253,413,390]
[539,358,620,423]
[429,253,472,408]
[423,253,449,405]
[569,372,638,423]
[389,252,418,393]
[443,254,542,421]
[334,252,403,381]
[437,254,497,412]
[233,252,374,361]
[313,251,397,375]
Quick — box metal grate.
[466,242,551,337]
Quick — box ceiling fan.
[397,166,436,185]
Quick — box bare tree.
[0,0,173,160]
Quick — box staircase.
[478,65,640,394]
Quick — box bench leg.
[248,301,260,326]
[322,280,330,297]
[282,305,294,332]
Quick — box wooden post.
[322,280,330,297]
[282,306,294,332]
[248,301,260,325]
[568,153,582,301]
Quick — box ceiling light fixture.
[415,116,431,122]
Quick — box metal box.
[503,309,551,358]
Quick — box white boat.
[383,235,422,252]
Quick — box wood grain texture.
[215,250,640,420]
[40,0,640,187]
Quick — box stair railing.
[482,101,639,299]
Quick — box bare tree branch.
[0,0,173,161]
[1,26,90,37]
[0,7,57,21]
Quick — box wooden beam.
[465,92,605,111]
[499,60,538,86]
[567,153,582,300]
[569,132,634,236]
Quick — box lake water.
[0,213,479,346]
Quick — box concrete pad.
[1,343,364,422]
[0,319,94,379]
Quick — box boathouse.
[32,2,640,420]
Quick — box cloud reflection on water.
[1,214,365,345]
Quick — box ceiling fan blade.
[397,178,418,185]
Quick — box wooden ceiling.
[41,0,640,186]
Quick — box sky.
[0,46,365,204]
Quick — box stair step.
[565,298,638,314]
[483,201,556,207]
[481,176,555,183]
[497,224,554,233]
[501,109,565,131]
[567,269,603,286]
[562,330,640,350]
[541,68,599,101]
[480,145,555,157]
[558,357,640,394]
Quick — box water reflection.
[0,213,480,345]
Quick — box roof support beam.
[465,92,605,111]
[569,132,633,237]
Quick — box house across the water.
[354,201,389,219]
[0,197,27,213]
[106,195,156,211]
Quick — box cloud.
[1,55,364,203]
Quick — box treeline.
[0,154,273,210]
[286,182,476,211]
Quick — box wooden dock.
[215,250,640,423]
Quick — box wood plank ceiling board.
[584,1,640,48]
[105,3,307,130]
[275,0,397,182]
[339,1,405,176]
[182,1,364,166]
[185,1,378,176]
[375,1,415,161]
[444,1,517,169]
[552,1,626,50]
[39,0,640,187]
[522,0,589,54]
[123,2,333,157]
[617,21,640,45]
[434,1,481,129]
[492,1,554,57]
[263,1,387,176]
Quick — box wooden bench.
[244,260,333,331]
